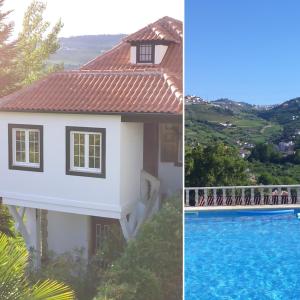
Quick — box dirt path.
[260,124,272,133]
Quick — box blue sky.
[185,0,300,104]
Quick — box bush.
[29,249,103,300]
[95,196,182,300]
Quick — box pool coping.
[185,204,300,212]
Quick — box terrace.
[185,184,300,211]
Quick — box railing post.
[278,187,282,204]
[232,188,235,206]
[287,187,291,204]
[297,188,300,204]
[186,189,190,207]
[213,189,217,206]
[269,188,272,205]
[195,189,199,206]
[222,188,226,206]
[260,187,264,205]
[250,188,254,205]
[241,188,245,205]
[204,189,208,206]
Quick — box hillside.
[186,96,300,184]
[49,34,126,69]
[258,97,300,140]
[185,98,283,146]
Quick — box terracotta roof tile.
[124,16,182,43]
[0,16,182,115]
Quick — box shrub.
[95,196,182,300]
[29,249,102,300]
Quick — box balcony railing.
[185,185,300,208]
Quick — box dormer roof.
[123,16,182,43]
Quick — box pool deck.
[185,204,300,212]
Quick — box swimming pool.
[185,210,300,300]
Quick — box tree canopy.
[16,0,63,86]
[0,0,63,97]
[0,0,17,97]
[185,143,249,187]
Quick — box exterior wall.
[120,122,143,214]
[158,124,182,197]
[155,45,168,64]
[158,162,182,197]
[130,46,137,64]
[47,211,90,257]
[0,112,122,218]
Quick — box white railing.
[185,185,300,207]
[120,170,160,240]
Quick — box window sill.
[66,169,105,178]
[9,164,43,172]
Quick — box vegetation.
[96,196,182,300]
[186,97,300,186]
[0,234,75,300]
[0,0,17,97]
[30,224,125,300]
[186,143,249,186]
[185,101,282,146]
[0,0,63,97]
[16,0,63,86]
[0,205,15,237]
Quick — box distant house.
[278,141,294,154]
[239,149,250,158]
[0,17,182,265]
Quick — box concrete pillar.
[26,208,41,269]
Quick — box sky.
[4,0,183,37]
[185,0,300,105]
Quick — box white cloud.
[4,0,183,37]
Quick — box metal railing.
[185,185,300,207]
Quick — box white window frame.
[70,131,102,174]
[12,128,40,168]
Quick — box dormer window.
[136,43,155,63]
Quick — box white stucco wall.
[47,211,90,257]
[120,122,143,213]
[158,162,182,197]
[155,45,168,64]
[0,112,122,218]
[158,124,182,197]
[130,46,137,64]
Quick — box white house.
[0,16,182,264]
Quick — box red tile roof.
[0,16,182,115]
[124,16,182,43]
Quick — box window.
[8,124,43,172]
[95,224,110,251]
[66,127,106,178]
[91,217,121,256]
[137,43,155,63]
[160,124,182,166]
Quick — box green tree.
[96,196,182,300]
[16,0,63,86]
[0,233,75,300]
[249,143,282,163]
[257,173,279,185]
[294,149,300,164]
[0,0,17,97]
[185,143,249,187]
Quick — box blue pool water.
[185,210,300,300]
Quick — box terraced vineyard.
[185,101,283,146]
